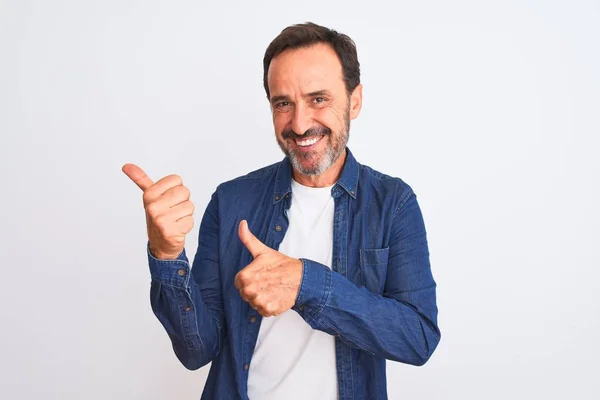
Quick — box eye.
[313,97,326,104]
[275,101,290,109]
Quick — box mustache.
[281,125,331,140]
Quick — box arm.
[148,192,225,370]
[294,192,440,366]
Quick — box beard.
[276,105,350,176]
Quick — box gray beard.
[288,136,343,176]
[278,107,350,176]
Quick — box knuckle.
[241,288,250,300]
[262,307,273,317]
[142,191,152,205]
[146,202,159,218]
[239,271,251,285]
[167,174,183,186]
[172,185,188,199]
[154,215,168,232]
[235,276,245,290]
[256,293,268,305]
[245,285,257,298]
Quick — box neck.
[292,149,347,188]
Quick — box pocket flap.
[359,247,390,266]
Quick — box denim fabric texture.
[147,148,440,399]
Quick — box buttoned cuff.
[147,242,191,288]
[294,258,332,318]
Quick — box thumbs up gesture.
[234,220,303,317]
[122,163,195,260]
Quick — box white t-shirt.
[247,179,338,400]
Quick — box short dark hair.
[263,22,361,99]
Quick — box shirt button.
[350,190,355,196]
[275,225,282,232]
[274,195,280,201]
[244,363,249,371]
[184,306,192,312]
[299,306,304,311]
[177,269,186,277]
[249,316,257,323]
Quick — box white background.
[1,0,599,399]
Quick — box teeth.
[296,136,320,147]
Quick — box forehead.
[267,43,345,97]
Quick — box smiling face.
[267,43,362,181]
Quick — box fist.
[122,163,195,260]
[234,220,303,317]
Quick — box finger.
[145,191,190,222]
[150,185,190,210]
[249,296,262,312]
[238,220,269,258]
[170,200,195,221]
[153,174,183,194]
[172,215,193,235]
[266,302,278,316]
[143,176,186,206]
[234,271,242,290]
[239,287,250,302]
[122,163,154,191]
[234,268,253,291]
[257,307,272,318]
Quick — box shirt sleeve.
[293,191,441,366]
[148,191,225,370]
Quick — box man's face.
[267,43,362,176]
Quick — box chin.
[293,156,331,176]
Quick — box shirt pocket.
[359,247,390,294]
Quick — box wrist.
[149,244,182,260]
[295,258,332,311]
[293,259,304,301]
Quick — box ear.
[349,84,363,120]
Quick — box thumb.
[122,163,155,191]
[238,220,269,258]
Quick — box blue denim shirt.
[147,148,440,399]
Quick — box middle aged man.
[123,22,440,400]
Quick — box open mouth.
[294,135,325,149]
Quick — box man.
[123,22,440,400]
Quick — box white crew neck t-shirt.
[247,179,338,400]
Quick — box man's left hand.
[234,220,303,317]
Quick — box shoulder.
[358,162,415,213]
[214,160,281,199]
[224,161,280,183]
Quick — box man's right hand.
[122,163,195,260]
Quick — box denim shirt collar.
[273,147,359,204]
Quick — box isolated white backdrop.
[1,0,598,399]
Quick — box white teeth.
[296,136,320,147]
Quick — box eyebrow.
[270,95,289,105]
[270,90,333,105]
[306,90,332,98]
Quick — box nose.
[290,102,313,135]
